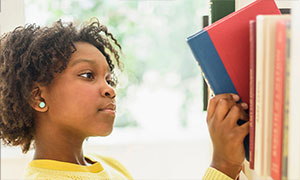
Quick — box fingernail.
[241,103,248,109]
[232,94,240,101]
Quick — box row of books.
[251,3,300,180]
[187,0,300,179]
[250,13,290,180]
[287,3,300,180]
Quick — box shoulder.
[87,153,133,180]
[24,154,133,180]
[24,166,64,180]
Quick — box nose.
[101,85,116,99]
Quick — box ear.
[30,85,49,112]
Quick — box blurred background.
[1,0,212,179]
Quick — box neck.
[33,117,89,166]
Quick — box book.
[210,0,235,23]
[270,19,289,180]
[281,20,291,180]
[255,14,290,177]
[249,20,256,170]
[254,15,265,177]
[202,15,209,111]
[236,0,294,11]
[279,8,291,14]
[288,2,300,179]
[236,0,255,10]
[186,0,280,161]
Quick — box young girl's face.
[41,42,116,137]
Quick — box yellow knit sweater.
[24,154,133,180]
[202,167,233,180]
[24,154,232,180]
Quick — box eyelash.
[79,72,94,80]
[79,72,115,87]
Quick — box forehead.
[69,42,109,71]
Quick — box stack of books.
[187,0,300,179]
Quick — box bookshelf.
[203,0,299,179]
[233,1,299,180]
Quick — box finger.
[207,93,239,122]
[235,104,249,122]
[231,93,240,102]
[224,104,249,128]
[224,104,240,128]
[240,106,249,121]
[235,121,250,141]
[240,102,249,110]
[214,98,236,123]
[207,97,218,123]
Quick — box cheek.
[48,83,99,118]
[68,85,98,105]
[46,82,114,136]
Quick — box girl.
[0,19,249,180]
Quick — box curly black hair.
[0,19,122,153]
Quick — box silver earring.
[39,102,46,109]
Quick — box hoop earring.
[39,102,46,109]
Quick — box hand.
[206,93,249,179]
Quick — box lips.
[98,103,116,112]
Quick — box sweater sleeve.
[202,167,233,180]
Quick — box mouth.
[98,104,116,114]
[98,108,116,112]
[98,108,116,116]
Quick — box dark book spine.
[210,0,235,23]
[202,15,209,111]
[279,8,291,15]
[249,20,256,170]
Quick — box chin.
[91,126,114,137]
[89,118,115,136]
[101,129,113,136]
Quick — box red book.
[249,20,256,170]
[271,20,287,180]
[187,0,280,106]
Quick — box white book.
[288,2,300,180]
[236,0,293,11]
[255,15,267,177]
[275,1,293,9]
[235,0,255,10]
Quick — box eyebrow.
[69,58,97,67]
[69,58,111,73]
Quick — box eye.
[79,72,94,80]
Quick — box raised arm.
[203,94,249,180]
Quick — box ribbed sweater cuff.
[202,167,233,180]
